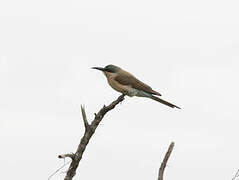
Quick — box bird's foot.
[119,93,126,104]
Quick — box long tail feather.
[151,96,181,109]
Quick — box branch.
[48,161,71,180]
[58,153,75,160]
[80,105,89,129]
[158,142,175,180]
[232,169,239,180]
[59,94,125,180]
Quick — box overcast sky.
[1,0,239,179]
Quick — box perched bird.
[92,65,180,109]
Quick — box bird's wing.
[114,73,161,96]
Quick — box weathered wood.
[59,94,125,180]
[158,142,175,180]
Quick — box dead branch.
[48,161,71,180]
[58,153,75,160]
[158,142,175,180]
[80,105,89,128]
[232,169,239,180]
[59,94,125,180]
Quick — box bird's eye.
[105,68,113,73]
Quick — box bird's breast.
[107,76,137,96]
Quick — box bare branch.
[158,142,175,180]
[58,153,75,160]
[80,105,89,129]
[60,94,125,180]
[48,161,71,180]
[232,169,239,180]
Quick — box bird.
[92,64,180,109]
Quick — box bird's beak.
[91,67,105,71]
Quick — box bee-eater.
[92,65,180,109]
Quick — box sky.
[0,0,239,179]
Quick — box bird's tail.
[151,96,181,109]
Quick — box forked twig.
[59,94,125,180]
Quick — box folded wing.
[115,73,162,96]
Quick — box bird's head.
[92,65,121,77]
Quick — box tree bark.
[158,142,175,180]
[58,94,125,180]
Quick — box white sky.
[0,0,239,179]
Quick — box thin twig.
[158,142,175,180]
[48,161,71,180]
[81,105,89,128]
[59,94,125,180]
[232,169,239,180]
[58,153,75,160]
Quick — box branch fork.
[58,94,125,180]
[56,94,174,180]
